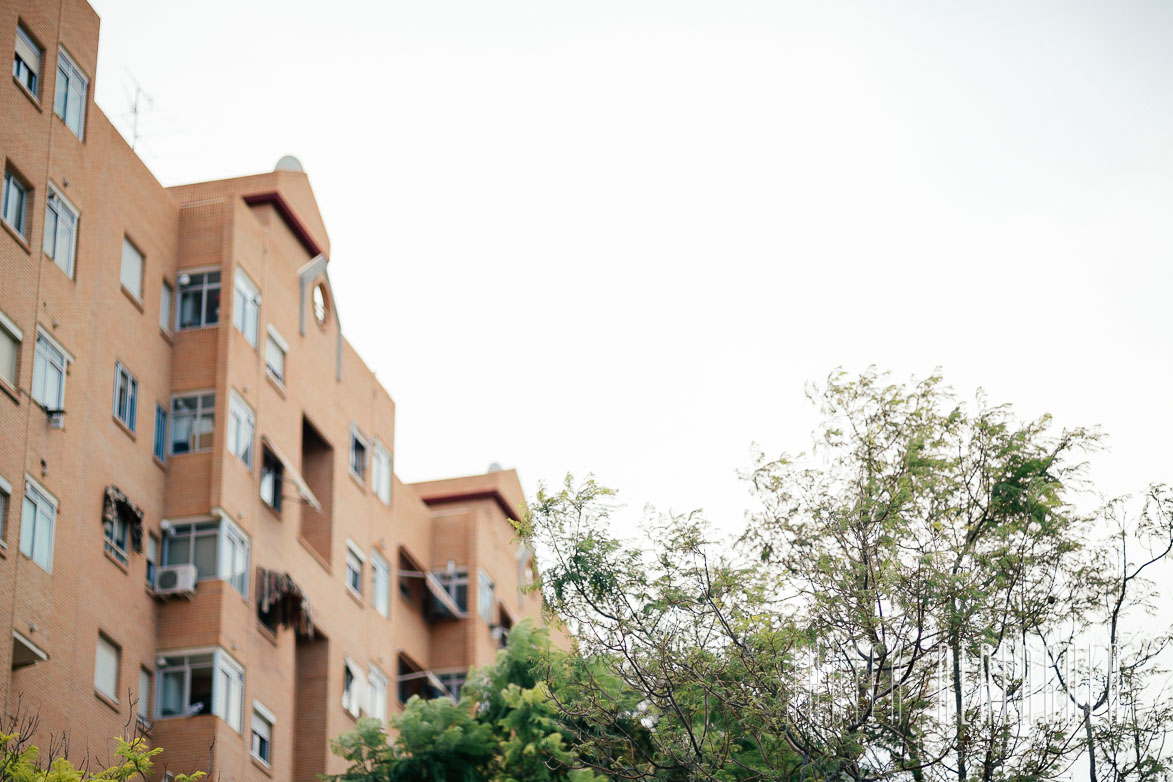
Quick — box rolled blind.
[15,28,40,73]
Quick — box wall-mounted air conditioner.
[154,564,198,598]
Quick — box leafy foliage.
[0,731,204,782]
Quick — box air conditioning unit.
[154,564,198,598]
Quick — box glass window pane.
[190,666,213,716]
[160,670,184,716]
[194,534,217,579]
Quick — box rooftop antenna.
[124,69,154,152]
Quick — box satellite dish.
[275,155,304,172]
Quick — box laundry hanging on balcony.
[102,485,144,552]
[256,567,315,637]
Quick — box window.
[433,567,469,615]
[157,650,242,731]
[138,668,152,723]
[20,478,55,572]
[342,658,366,717]
[221,520,250,598]
[104,503,129,565]
[54,47,87,139]
[160,280,173,332]
[260,447,283,512]
[436,671,467,702]
[113,362,138,432]
[478,569,495,623]
[153,404,167,462]
[349,427,368,482]
[373,442,392,505]
[372,550,390,617]
[251,703,274,765]
[0,474,10,545]
[227,392,255,469]
[233,270,260,347]
[31,331,68,410]
[146,532,159,588]
[345,542,364,597]
[120,237,144,300]
[162,517,249,597]
[94,635,120,700]
[171,393,214,454]
[43,187,78,277]
[368,666,389,722]
[2,168,28,237]
[0,310,22,390]
[176,270,220,330]
[14,26,41,96]
[265,326,286,384]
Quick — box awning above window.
[256,567,315,637]
[261,435,322,511]
[12,631,48,669]
[103,485,144,552]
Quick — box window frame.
[227,391,255,470]
[155,648,243,731]
[260,446,283,512]
[175,268,221,331]
[43,185,78,278]
[112,361,138,433]
[160,279,174,333]
[2,168,29,238]
[368,665,389,722]
[371,549,390,617]
[232,268,260,348]
[160,515,249,597]
[54,45,88,140]
[345,541,365,598]
[94,633,120,701]
[372,440,392,505]
[265,325,287,384]
[120,236,144,301]
[31,328,70,411]
[170,392,215,455]
[478,568,495,623]
[103,503,130,565]
[0,309,23,392]
[0,474,11,547]
[146,532,159,588]
[14,25,42,97]
[251,701,275,766]
[20,475,56,572]
[153,403,168,462]
[349,426,369,483]
[137,667,152,724]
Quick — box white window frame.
[265,325,287,384]
[14,26,41,97]
[120,236,144,300]
[43,185,78,278]
[103,501,130,564]
[170,391,215,455]
[219,513,250,599]
[371,549,390,618]
[342,657,367,718]
[0,309,23,391]
[227,391,255,469]
[478,569,495,623]
[232,268,260,348]
[368,665,389,722]
[94,634,120,701]
[20,475,56,572]
[31,327,71,411]
[0,473,11,547]
[112,361,138,432]
[160,279,173,333]
[349,426,369,483]
[372,441,392,505]
[345,540,365,598]
[155,648,243,730]
[138,667,152,723]
[54,46,88,139]
[175,268,221,330]
[2,169,28,238]
[251,701,275,766]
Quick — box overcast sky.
[88,0,1173,540]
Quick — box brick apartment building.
[0,1,545,780]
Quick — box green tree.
[0,728,203,782]
[524,370,1173,781]
[327,622,605,782]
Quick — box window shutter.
[15,29,40,74]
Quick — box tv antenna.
[124,70,154,152]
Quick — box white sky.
[89,0,1173,540]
